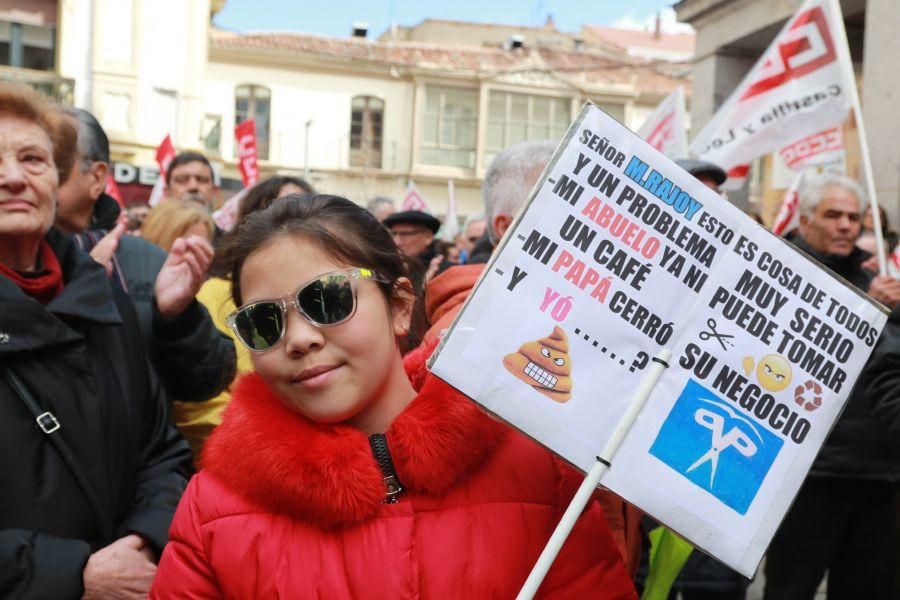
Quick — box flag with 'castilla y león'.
[690,0,854,173]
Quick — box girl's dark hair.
[237,176,315,223]
[221,194,426,349]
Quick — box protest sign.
[428,102,887,577]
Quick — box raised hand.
[155,235,215,318]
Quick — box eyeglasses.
[226,268,388,352]
[390,228,428,238]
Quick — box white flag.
[401,180,430,213]
[440,180,460,242]
[771,170,805,236]
[722,125,846,191]
[778,126,846,172]
[212,188,248,233]
[638,86,688,160]
[691,0,854,171]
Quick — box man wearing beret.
[675,159,727,193]
[383,210,451,287]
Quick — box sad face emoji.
[503,326,573,402]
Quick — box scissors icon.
[699,318,734,350]
[686,408,758,488]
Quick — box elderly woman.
[0,84,191,598]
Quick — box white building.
[9,1,689,217]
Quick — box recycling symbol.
[794,380,823,412]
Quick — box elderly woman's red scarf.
[0,240,63,304]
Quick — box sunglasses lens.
[233,302,284,351]
[297,274,355,325]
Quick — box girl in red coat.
[151,194,637,599]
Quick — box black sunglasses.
[227,268,388,352]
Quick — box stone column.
[689,51,755,130]
[689,51,755,209]
[862,0,900,224]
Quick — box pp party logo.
[649,379,784,515]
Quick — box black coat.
[791,237,900,480]
[0,229,192,599]
[79,193,236,402]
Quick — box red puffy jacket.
[151,345,638,599]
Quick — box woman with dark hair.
[180,176,316,461]
[0,83,191,598]
[237,174,314,223]
[151,194,636,598]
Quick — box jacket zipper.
[368,433,404,504]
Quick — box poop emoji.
[503,326,573,402]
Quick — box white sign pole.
[828,0,887,275]
[517,348,672,600]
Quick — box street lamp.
[304,119,313,179]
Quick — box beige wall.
[205,60,415,172]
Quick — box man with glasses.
[383,210,441,262]
[384,210,451,290]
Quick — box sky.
[214,0,693,38]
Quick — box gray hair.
[798,174,867,218]
[366,196,394,213]
[62,107,110,170]
[462,211,485,231]
[483,140,557,241]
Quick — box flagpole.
[517,349,671,600]
[829,0,887,276]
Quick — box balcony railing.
[0,66,75,104]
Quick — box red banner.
[155,134,176,177]
[105,177,125,208]
[235,119,260,187]
[149,134,177,206]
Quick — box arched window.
[235,85,271,160]
[350,95,383,168]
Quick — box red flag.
[155,134,176,177]
[235,119,260,187]
[723,164,751,191]
[149,134,176,206]
[105,177,125,208]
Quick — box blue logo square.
[649,379,784,515]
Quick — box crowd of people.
[1,79,899,599]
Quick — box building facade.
[6,1,690,218]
